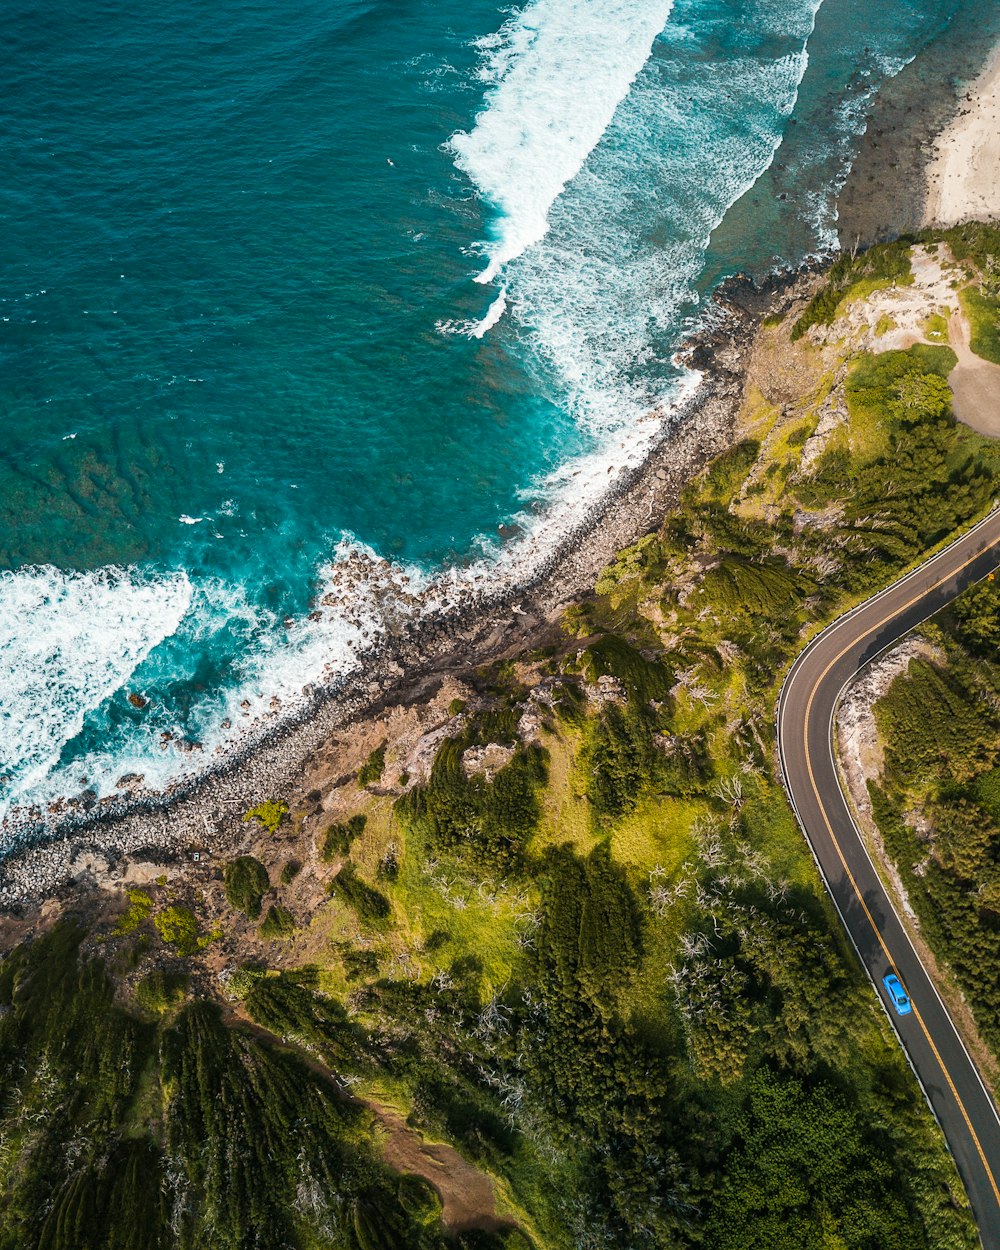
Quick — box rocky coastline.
[0,264,821,911]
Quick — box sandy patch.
[375,1108,508,1233]
[924,43,1000,227]
[947,306,1000,437]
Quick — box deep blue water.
[0,0,982,820]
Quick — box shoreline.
[924,41,1000,228]
[9,10,1000,911]
[0,265,819,909]
[837,7,1000,246]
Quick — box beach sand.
[924,42,1000,228]
[837,8,1000,248]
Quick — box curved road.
[777,508,1000,1248]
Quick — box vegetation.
[322,813,368,861]
[279,857,302,885]
[154,904,213,957]
[259,903,296,940]
[396,713,548,873]
[223,855,270,919]
[869,581,1000,1054]
[114,888,154,936]
[134,968,189,1014]
[937,220,1000,364]
[242,799,289,834]
[791,238,913,339]
[330,862,392,929]
[0,239,990,1250]
[358,742,387,787]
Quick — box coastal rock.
[462,742,515,781]
[115,774,146,794]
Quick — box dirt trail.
[948,308,1000,438]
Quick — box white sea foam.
[436,286,508,338]
[448,0,676,281]
[1,0,851,831]
[498,0,825,449]
[0,566,191,820]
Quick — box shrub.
[341,946,381,982]
[224,856,270,919]
[953,576,1000,652]
[358,743,387,787]
[396,737,547,873]
[582,633,671,704]
[586,704,659,819]
[279,858,301,885]
[114,889,154,937]
[322,814,367,861]
[330,863,392,928]
[242,800,288,834]
[223,963,267,1000]
[791,239,913,340]
[259,904,296,940]
[134,969,189,1013]
[154,905,201,957]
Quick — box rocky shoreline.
[0,265,822,911]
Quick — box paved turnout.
[777,508,1000,1249]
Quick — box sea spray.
[448,0,677,281]
[0,566,192,820]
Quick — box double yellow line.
[795,521,1000,1207]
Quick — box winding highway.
[777,508,1000,1248]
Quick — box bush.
[358,742,387,787]
[396,730,547,873]
[224,856,270,919]
[259,904,296,940]
[242,800,288,834]
[223,964,268,1000]
[330,863,392,928]
[792,239,913,339]
[322,813,367,861]
[341,946,381,982]
[953,576,1000,652]
[154,905,201,957]
[134,969,189,1014]
[582,633,672,704]
[114,889,154,937]
[279,858,301,885]
[586,703,659,819]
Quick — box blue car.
[883,973,912,1016]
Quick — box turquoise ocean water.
[0,0,984,825]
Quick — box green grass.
[923,310,950,344]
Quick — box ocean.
[0,0,984,827]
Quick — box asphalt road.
[777,508,1000,1249]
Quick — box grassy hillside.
[3,236,998,1250]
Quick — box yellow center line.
[796,523,1000,1207]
